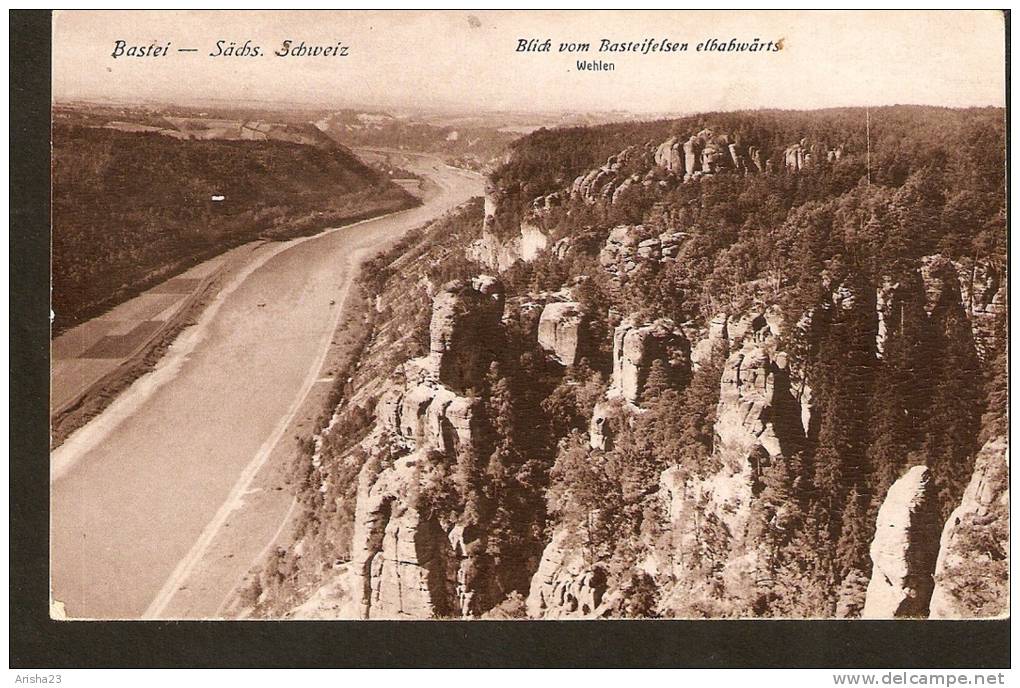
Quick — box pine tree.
[924,300,983,520]
[835,568,870,618]
[640,358,673,404]
[808,272,877,540]
[866,271,934,507]
[834,487,871,581]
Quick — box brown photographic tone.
[49,10,1006,620]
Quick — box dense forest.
[244,105,1005,620]
[52,124,417,330]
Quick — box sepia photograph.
[10,6,1012,672]
[45,8,1010,624]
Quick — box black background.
[10,8,1011,669]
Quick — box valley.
[50,153,482,619]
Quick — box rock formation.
[654,136,685,175]
[783,139,844,172]
[585,319,691,449]
[588,398,613,450]
[526,532,609,618]
[656,310,807,607]
[690,313,730,370]
[349,276,506,619]
[428,276,506,392]
[929,436,1009,618]
[862,465,941,618]
[609,319,690,405]
[350,456,460,618]
[920,255,1006,361]
[748,146,764,172]
[467,223,550,272]
[784,140,808,171]
[569,146,644,206]
[537,301,587,366]
[482,179,499,231]
[471,174,552,271]
[701,139,728,175]
[599,225,685,283]
[682,136,702,179]
[374,368,479,456]
[715,343,800,462]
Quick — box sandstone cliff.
[862,466,941,618]
[469,178,551,270]
[537,301,587,367]
[609,319,690,405]
[929,436,1009,619]
[526,531,610,618]
[599,225,685,284]
[659,314,805,606]
[919,255,1006,362]
[349,276,506,618]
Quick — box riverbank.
[50,155,483,618]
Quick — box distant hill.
[315,109,518,170]
[52,122,418,331]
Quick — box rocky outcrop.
[919,255,965,316]
[655,310,806,608]
[375,367,479,455]
[349,276,507,619]
[526,532,608,618]
[537,301,587,366]
[748,146,764,172]
[585,316,694,449]
[929,437,1009,618]
[599,225,685,283]
[427,276,505,392]
[350,455,459,619]
[715,343,800,462]
[862,466,941,618]
[467,223,550,272]
[531,191,564,213]
[471,175,552,270]
[588,398,613,450]
[682,136,702,179]
[690,313,730,370]
[569,146,644,206]
[482,179,499,231]
[784,140,808,172]
[654,136,684,175]
[876,256,1004,362]
[700,140,729,175]
[920,255,1005,361]
[609,319,690,405]
[783,139,844,172]
[875,278,898,358]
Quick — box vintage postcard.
[46,9,1007,625]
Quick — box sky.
[52,10,1006,114]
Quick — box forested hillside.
[242,105,1006,620]
[52,124,417,330]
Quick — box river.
[50,154,482,619]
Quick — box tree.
[866,272,933,506]
[923,300,983,520]
[835,568,870,618]
[640,359,673,404]
[808,279,878,537]
[834,487,871,582]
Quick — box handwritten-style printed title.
[516,37,784,54]
[110,40,350,58]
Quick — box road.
[50,155,482,619]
